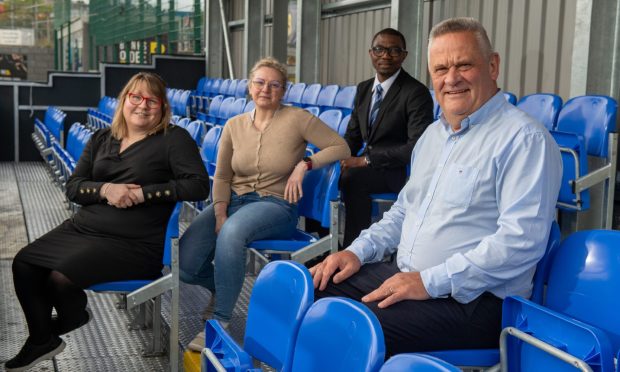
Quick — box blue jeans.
[179,192,298,322]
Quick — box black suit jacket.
[344,69,434,169]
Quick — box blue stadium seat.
[290,297,385,372]
[209,78,223,98]
[339,114,350,137]
[216,96,236,125]
[247,163,340,267]
[175,117,190,129]
[282,81,293,102]
[381,354,460,372]
[318,109,342,133]
[516,93,563,130]
[226,79,238,97]
[423,222,561,369]
[218,79,231,97]
[235,79,248,99]
[300,83,321,107]
[316,84,340,112]
[202,261,314,372]
[227,98,247,119]
[201,125,223,178]
[206,95,224,126]
[285,82,306,107]
[553,95,617,227]
[88,203,183,360]
[499,229,620,372]
[503,91,517,105]
[304,106,319,117]
[185,120,206,144]
[177,90,191,117]
[333,85,356,115]
[243,100,255,113]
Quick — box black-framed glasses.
[370,46,407,57]
[127,93,162,109]
[252,79,284,90]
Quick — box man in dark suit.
[340,28,435,248]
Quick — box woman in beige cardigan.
[180,57,350,350]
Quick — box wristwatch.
[364,155,371,166]
[302,156,313,170]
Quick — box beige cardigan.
[212,105,350,204]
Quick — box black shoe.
[5,336,66,371]
[51,307,92,336]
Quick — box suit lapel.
[359,83,372,140]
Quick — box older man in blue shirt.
[311,17,562,355]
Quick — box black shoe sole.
[5,339,66,371]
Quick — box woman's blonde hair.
[248,57,288,91]
[110,72,171,139]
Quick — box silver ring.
[389,286,394,294]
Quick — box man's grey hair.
[427,17,494,62]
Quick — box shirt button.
[156,191,161,197]
[164,190,171,196]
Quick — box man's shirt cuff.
[420,263,451,298]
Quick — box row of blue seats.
[97,96,118,117]
[50,123,93,187]
[202,225,620,372]
[33,106,66,149]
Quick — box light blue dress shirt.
[347,91,562,304]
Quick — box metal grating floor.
[0,162,254,372]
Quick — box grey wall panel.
[319,7,391,86]
[231,29,245,78]
[419,0,577,101]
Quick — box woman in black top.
[5,72,210,371]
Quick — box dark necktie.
[369,84,383,128]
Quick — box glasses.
[127,93,162,109]
[252,79,284,91]
[370,46,407,57]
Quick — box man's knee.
[339,167,369,194]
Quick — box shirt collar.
[439,89,504,134]
[373,69,401,95]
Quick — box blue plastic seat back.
[226,79,238,97]
[516,93,563,130]
[339,114,351,137]
[502,296,614,372]
[316,84,340,111]
[235,79,248,98]
[282,81,293,102]
[227,98,246,119]
[243,100,255,113]
[209,78,223,97]
[243,261,314,371]
[298,163,340,227]
[333,86,356,115]
[301,83,321,107]
[178,90,191,116]
[380,353,460,372]
[176,117,191,129]
[550,130,590,210]
[318,109,342,133]
[217,97,236,124]
[218,79,231,97]
[291,297,386,372]
[285,82,306,106]
[202,78,213,95]
[185,120,206,144]
[196,77,206,93]
[556,95,617,157]
[304,106,319,117]
[207,95,224,123]
[201,126,223,176]
[545,229,620,351]
[171,89,183,115]
[530,221,561,304]
[503,92,517,105]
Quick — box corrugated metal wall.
[224,0,579,102]
[318,0,578,100]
